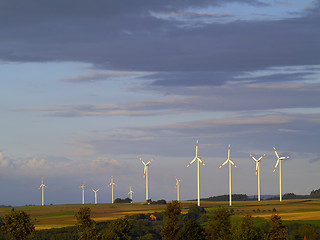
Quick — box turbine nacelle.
[186,138,206,168]
[140,158,153,176]
[250,154,265,175]
[273,146,291,173]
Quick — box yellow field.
[0,199,319,230]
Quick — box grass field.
[0,199,319,230]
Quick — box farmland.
[0,199,319,230]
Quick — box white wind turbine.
[79,181,85,204]
[107,176,117,203]
[186,138,206,206]
[128,186,134,203]
[175,176,182,201]
[140,158,153,201]
[38,176,47,206]
[92,189,99,204]
[273,145,291,202]
[219,142,238,206]
[250,154,266,201]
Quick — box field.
[0,199,319,230]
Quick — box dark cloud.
[0,0,318,80]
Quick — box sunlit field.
[0,199,319,229]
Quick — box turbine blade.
[228,142,231,160]
[250,154,257,162]
[273,159,280,173]
[143,166,147,176]
[255,162,259,175]
[146,158,153,165]
[229,159,238,168]
[219,159,229,168]
[107,183,111,188]
[198,158,206,167]
[273,146,279,159]
[187,157,197,168]
[140,157,146,165]
[258,154,266,161]
[280,156,291,160]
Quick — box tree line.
[0,201,320,239]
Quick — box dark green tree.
[2,210,35,240]
[103,217,132,240]
[232,214,264,240]
[206,207,232,240]
[161,200,182,240]
[75,207,99,240]
[114,198,132,203]
[292,224,319,240]
[266,214,288,240]
[186,204,206,219]
[176,218,206,240]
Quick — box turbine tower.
[38,176,47,206]
[186,138,206,206]
[175,176,182,201]
[92,189,99,204]
[107,176,117,203]
[128,186,134,203]
[140,158,153,201]
[273,145,291,202]
[250,154,266,201]
[219,142,238,206]
[79,181,85,204]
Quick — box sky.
[0,0,319,206]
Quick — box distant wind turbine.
[186,138,206,206]
[273,146,291,202]
[140,158,153,201]
[175,176,182,201]
[250,154,266,201]
[38,176,47,206]
[128,186,134,203]
[92,189,99,204]
[79,181,85,204]
[219,142,238,206]
[107,176,117,203]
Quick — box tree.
[206,208,232,240]
[2,210,35,240]
[161,200,182,240]
[176,218,206,240]
[186,204,206,219]
[266,214,288,240]
[103,217,132,240]
[292,224,319,240]
[75,207,99,240]
[232,214,264,240]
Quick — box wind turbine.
[273,146,291,202]
[92,189,99,204]
[140,158,153,201]
[175,176,182,201]
[38,176,47,206]
[128,186,134,203]
[107,176,117,203]
[186,138,206,206]
[219,142,238,206]
[79,181,85,204]
[250,154,266,201]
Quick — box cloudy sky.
[0,0,319,206]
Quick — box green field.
[0,199,319,229]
